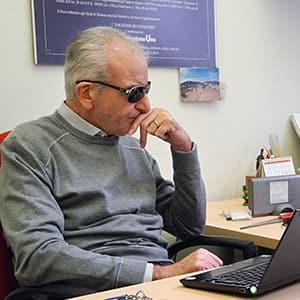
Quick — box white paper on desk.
[230,212,251,221]
[269,181,288,204]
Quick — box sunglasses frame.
[76,79,151,103]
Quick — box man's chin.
[111,129,131,137]
[110,120,136,136]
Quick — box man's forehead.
[107,47,147,71]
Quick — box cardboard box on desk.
[248,175,300,216]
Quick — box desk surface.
[205,198,285,249]
[72,271,300,300]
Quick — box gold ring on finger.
[153,120,159,127]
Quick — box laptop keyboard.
[209,262,269,286]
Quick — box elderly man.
[0,26,222,299]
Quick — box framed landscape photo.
[179,67,220,102]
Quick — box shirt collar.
[57,102,108,137]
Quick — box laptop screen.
[259,209,300,293]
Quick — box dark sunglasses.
[76,79,151,103]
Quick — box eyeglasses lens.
[128,82,151,103]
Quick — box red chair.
[0,131,18,300]
[0,131,10,166]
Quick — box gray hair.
[64,26,146,99]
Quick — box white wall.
[1,1,300,201]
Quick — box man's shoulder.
[14,113,54,131]
[5,113,67,152]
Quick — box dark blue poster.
[32,0,215,67]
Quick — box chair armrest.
[167,234,257,260]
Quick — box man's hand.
[153,248,223,280]
[129,108,192,151]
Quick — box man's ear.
[75,82,96,110]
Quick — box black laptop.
[180,209,300,297]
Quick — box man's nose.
[135,95,151,113]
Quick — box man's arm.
[153,143,206,239]
[0,134,147,291]
[130,108,206,239]
[129,108,223,276]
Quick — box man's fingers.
[153,119,175,140]
[129,110,159,135]
[213,254,223,266]
[129,111,161,147]
[207,253,223,268]
[192,249,223,271]
[129,113,150,135]
[202,251,223,269]
[140,126,148,148]
[128,108,180,148]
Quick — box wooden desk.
[205,198,285,249]
[71,272,300,300]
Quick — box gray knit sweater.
[0,111,206,298]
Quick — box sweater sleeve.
[154,143,206,240]
[0,134,147,291]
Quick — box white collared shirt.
[57,102,108,137]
